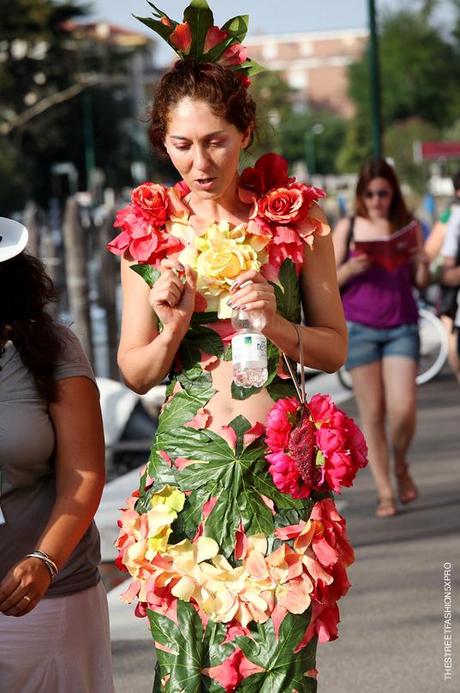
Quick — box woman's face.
[164,97,250,201]
[363,176,393,219]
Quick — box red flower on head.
[236,73,251,89]
[169,22,192,54]
[219,42,247,66]
[204,26,228,53]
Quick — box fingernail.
[239,280,253,290]
[227,299,233,307]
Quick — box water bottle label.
[232,333,267,367]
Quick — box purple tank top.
[341,218,419,328]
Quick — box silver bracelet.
[25,550,59,580]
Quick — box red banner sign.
[419,141,460,160]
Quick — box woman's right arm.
[333,217,371,288]
[117,257,196,393]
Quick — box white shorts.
[0,580,114,693]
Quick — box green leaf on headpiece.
[134,15,175,41]
[238,58,265,76]
[221,15,249,43]
[202,14,249,63]
[183,0,214,59]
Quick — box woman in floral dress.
[109,3,367,690]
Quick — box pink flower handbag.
[264,325,368,499]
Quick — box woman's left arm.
[267,232,347,372]
[230,231,348,373]
[0,377,105,616]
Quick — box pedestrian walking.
[0,218,114,693]
[333,160,430,517]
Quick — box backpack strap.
[345,216,355,253]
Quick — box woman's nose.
[193,146,211,171]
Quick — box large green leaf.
[133,15,175,42]
[203,487,241,556]
[131,263,160,287]
[221,15,249,42]
[149,602,233,692]
[178,366,215,402]
[148,601,204,692]
[156,391,207,436]
[179,324,224,371]
[190,311,219,326]
[271,259,301,324]
[267,379,297,401]
[183,0,214,58]
[237,59,266,77]
[236,613,317,692]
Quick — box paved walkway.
[99,370,459,693]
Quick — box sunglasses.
[365,189,390,199]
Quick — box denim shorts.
[346,321,420,370]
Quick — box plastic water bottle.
[231,309,268,388]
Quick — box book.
[352,220,420,272]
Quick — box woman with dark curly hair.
[0,219,114,692]
[333,160,430,518]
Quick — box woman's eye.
[209,140,224,147]
[175,145,190,151]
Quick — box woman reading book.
[333,159,430,517]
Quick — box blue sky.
[88,0,453,64]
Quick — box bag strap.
[346,215,355,253]
[282,323,306,405]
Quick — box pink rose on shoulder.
[131,183,170,225]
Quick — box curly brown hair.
[355,159,412,231]
[149,59,257,155]
[0,253,64,402]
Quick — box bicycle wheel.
[337,366,353,390]
[417,307,449,384]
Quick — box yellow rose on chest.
[172,220,267,317]
[187,221,262,283]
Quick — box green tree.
[247,70,346,174]
[0,0,144,211]
[348,3,459,129]
[342,0,460,175]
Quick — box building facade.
[245,28,368,117]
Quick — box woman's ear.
[242,127,252,150]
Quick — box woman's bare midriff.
[203,358,274,432]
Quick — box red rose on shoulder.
[131,183,170,225]
[258,183,325,226]
[239,153,292,200]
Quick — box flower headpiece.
[135,0,264,86]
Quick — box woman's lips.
[195,177,216,190]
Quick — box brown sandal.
[375,497,397,518]
[396,467,418,504]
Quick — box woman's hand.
[149,260,197,334]
[0,557,52,617]
[409,245,430,267]
[346,253,372,277]
[229,270,277,330]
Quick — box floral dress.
[110,154,367,692]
